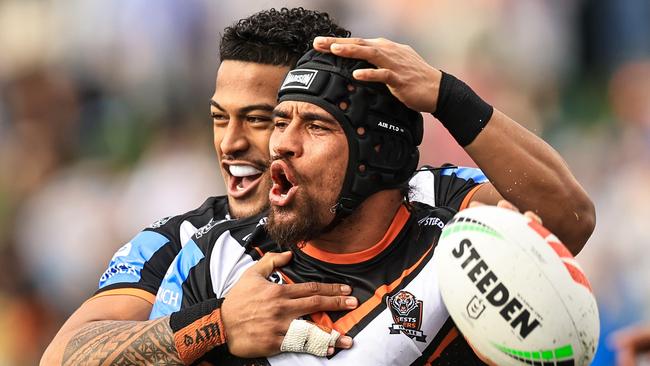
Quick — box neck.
[308,190,405,254]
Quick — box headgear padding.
[278,50,423,219]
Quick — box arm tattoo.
[62,317,184,366]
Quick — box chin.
[228,196,269,219]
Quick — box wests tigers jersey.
[94,196,231,302]
[151,202,487,366]
[97,165,486,305]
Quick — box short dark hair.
[219,7,350,67]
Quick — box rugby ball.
[433,206,599,366]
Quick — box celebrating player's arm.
[48,250,354,366]
[41,8,357,366]
[42,208,356,366]
[313,36,595,255]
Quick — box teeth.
[229,165,262,177]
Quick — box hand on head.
[313,36,442,113]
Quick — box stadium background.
[0,0,648,365]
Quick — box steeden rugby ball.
[433,206,599,366]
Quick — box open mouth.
[269,160,298,206]
[225,163,265,198]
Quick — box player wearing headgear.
[43,8,496,364]
[41,8,360,366]
[45,10,595,366]
[148,50,503,365]
[44,10,504,366]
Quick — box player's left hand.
[313,36,442,113]
[468,199,540,366]
[469,199,543,224]
[610,324,650,366]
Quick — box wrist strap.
[169,298,226,364]
[433,71,493,147]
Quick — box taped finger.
[280,319,341,357]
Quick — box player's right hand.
[611,324,650,366]
[221,251,356,358]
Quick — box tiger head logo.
[389,291,418,316]
[387,290,427,342]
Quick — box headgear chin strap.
[277,50,423,223]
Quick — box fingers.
[495,199,543,224]
[281,281,352,298]
[611,325,650,350]
[280,319,343,356]
[496,199,518,211]
[610,326,650,366]
[352,68,399,86]
[289,295,358,315]
[313,36,373,51]
[327,335,354,356]
[334,334,353,349]
[470,200,543,224]
[280,319,353,356]
[615,348,636,366]
[524,211,543,224]
[313,37,393,67]
[248,251,292,278]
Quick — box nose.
[220,119,249,157]
[272,121,303,159]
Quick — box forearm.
[59,298,227,365]
[60,318,184,366]
[465,108,595,253]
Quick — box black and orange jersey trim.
[94,165,485,306]
[151,202,488,365]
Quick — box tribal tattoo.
[62,317,184,366]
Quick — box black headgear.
[277,50,423,220]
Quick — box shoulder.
[191,211,269,255]
[146,196,230,238]
[410,201,457,227]
[412,164,488,183]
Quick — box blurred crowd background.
[0,0,648,365]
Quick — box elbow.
[564,193,596,256]
[40,344,58,366]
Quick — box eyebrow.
[272,109,339,126]
[209,99,275,115]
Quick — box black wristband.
[433,71,493,147]
[170,298,226,364]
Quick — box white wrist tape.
[280,319,340,356]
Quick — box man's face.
[211,61,290,218]
[267,101,349,247]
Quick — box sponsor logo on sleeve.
[418,216,446,229]
[150,216,173,229]
[113,242,132,259]
[156,287,180,308]
[194,218,224,239]
[99,263,139,283]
